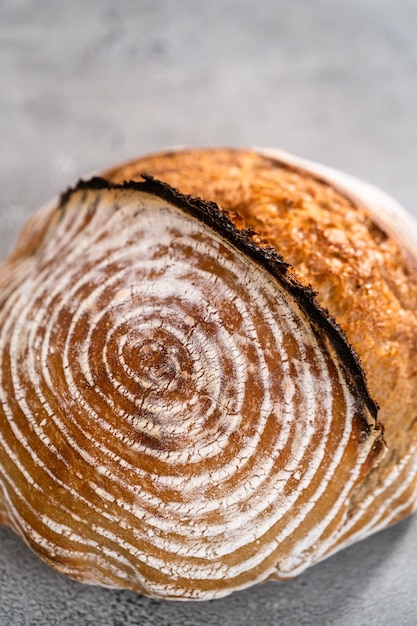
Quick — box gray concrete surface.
[1,1,417,624]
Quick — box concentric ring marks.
[0,178,383,599]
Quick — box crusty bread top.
[1,147,416,596]
[9,146,417,522]
[104,147,417,474]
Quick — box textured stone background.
[1,1,417,624]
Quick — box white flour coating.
[0,186,382,599]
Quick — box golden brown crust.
[1,147,417,599]
[104,148,417,429]
[104,147,417,522]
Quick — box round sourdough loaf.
[0,147,416,600]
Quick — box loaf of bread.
[0,147,416,600]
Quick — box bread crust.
[104,147,417,530]
[1,147,416,598]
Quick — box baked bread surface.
[104,147,417,529]
[1,147,417,599]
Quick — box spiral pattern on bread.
[1,147,417,600]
